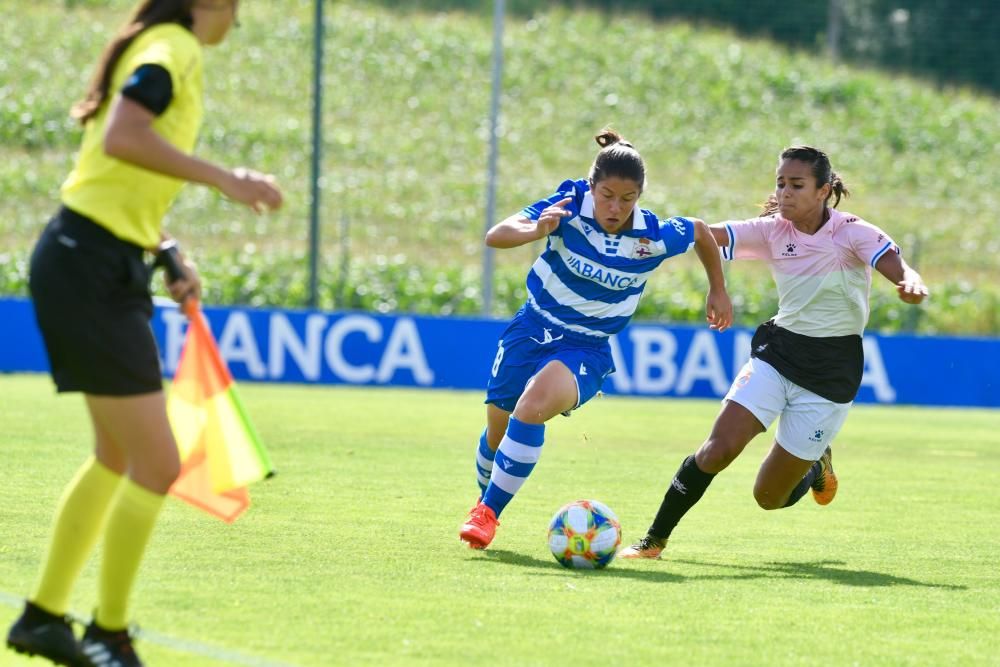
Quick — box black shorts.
[28,206,162,395]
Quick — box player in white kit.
[621,145,929,559]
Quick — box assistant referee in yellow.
[6,2,282,665]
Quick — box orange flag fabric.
[167,299,274,522]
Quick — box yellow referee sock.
[95,478,166,629]
[32,456,123,615]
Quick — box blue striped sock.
[482,417,545,517]
[475,429,495,497]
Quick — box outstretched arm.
[485,197,571,249]
[103,95,283,219]
[693,219,733,332]
[875,251,929,305]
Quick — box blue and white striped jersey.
[519,178,696,338]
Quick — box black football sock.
[782,460,822,508]
[647,454,717,541]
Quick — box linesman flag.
[167,299,274,522]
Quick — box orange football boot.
[618,535,666,560]
[460,502,499,549]
[811,446,839,505]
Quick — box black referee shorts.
[28,206,163,395]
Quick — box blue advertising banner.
[1,297,997,408]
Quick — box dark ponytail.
[589,128,645,192]
[71,0,195,125]
[761,145,850,216]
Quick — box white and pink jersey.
[721,210,898,337]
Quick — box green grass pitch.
[1,374,998,665]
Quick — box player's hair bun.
[595,128,632,149]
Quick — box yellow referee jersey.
[61,23,204,249]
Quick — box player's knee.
[696,436,741,473]
[512,397,550,424]
[752,485,784,510]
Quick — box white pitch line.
[1,590,298,667]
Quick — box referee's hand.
[165,256,201,306]
[221,167,284,213]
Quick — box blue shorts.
[485,307,615,413]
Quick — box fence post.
[827,0,842,62]
[481,0,505,317]
[308,0,325,308]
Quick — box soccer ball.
[547,499,621,569]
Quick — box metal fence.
[304,0,1000,312]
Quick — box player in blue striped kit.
[460,129,733,549]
